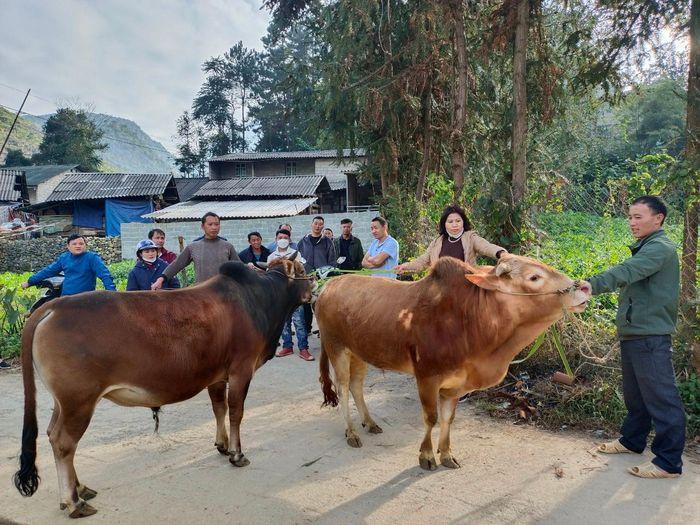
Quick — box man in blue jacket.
[126,239,180,291]
[22,234,116,295]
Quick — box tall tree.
[33,108,107,171]
[251,13,324,151]
[174,111,209,177]
[683,0,699,371]
[511,0,529,205]
[193,42,260,155]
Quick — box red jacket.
[159,248,177,264]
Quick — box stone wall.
[120,211,378,260]
[0,236,122,272]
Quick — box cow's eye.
[529,275,539,282]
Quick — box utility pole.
[0,89,30,159]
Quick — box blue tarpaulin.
[73,200,104,229]
[105,199,154,237]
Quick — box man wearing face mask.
[267,229,314,361]
[126,240,180,291]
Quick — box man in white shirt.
[267,228,313,362]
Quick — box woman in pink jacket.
[395,204,507,274]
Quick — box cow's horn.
[288,251,298,261]
[495,261,512,277]
[256,261,268,269]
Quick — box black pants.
[304,302,313,334]
[619,335,686,474]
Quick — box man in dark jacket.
[127,240,180,291]
[333,218,364,270]
[583,195,685,479]
[238,231,271,270]
[297,215,337,333]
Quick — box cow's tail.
[319,345,339,407]
[13,311,43,497]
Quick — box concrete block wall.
[120,211,379,260]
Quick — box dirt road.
[1,338,698,524]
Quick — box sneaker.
[0,360,11,369]
[298,349,315,361]
[276,347,294,357]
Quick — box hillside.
[0,107,42,162]
[1,110,175,173]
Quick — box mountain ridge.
[1,108,175,173]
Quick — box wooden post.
[177,235,190,287]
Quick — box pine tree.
[32,108,107,171]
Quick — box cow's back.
[316,275,422,373]
[29,286,251,404]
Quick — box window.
[235,163,247,177]
[285,161,297,176]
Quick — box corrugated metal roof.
[46,173,173,202]
[210,148,366,162]
[19,165,79,186]
[0,169,22,201]
[194,175,330,198]
[173,177,208,201]
[143,198,317,220]
[325,173,347,191]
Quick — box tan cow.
[317,254,591,470]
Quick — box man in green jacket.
[583,195,685,479]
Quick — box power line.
[0,102,172,155]
[0,82,55,104]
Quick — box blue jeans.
[619,336,686,474]
[281,306,308,350]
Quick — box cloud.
[0,0,270,152]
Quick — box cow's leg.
[416,378,440,471]
[227,372,253,467]
[330,349,362,448]
[348,356,382,434]
[48,404,97,518]
[437,394,460,469]
[208,381,229,455]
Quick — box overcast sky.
[0,0,270,152]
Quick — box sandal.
[597,440,633,454]
[628,461,680,479]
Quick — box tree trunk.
[241,87,246,152]
[416,72,434,201]
[512,0,529,205]
[684,0,700,374]
[450,0,468,198]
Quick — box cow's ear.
[288,251,298,262]
[465,273,499,290]
[285,260,295,277]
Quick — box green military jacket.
[588,229,679,339]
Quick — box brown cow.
[317,254,591,470]
[14,256,312,518]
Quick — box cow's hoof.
[215,443,229,456]
[365,423,383,434]
[78,485,98,500]
[419,456,438,471]
[68,500,97,518]
[346,433,363,448]
[440,456,461,469]
[229,453,250,467]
